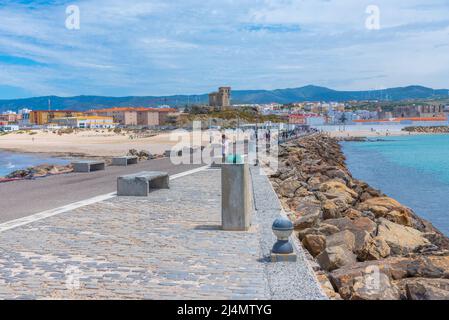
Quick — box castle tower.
[209,87,231,110]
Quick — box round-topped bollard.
[271,217,294,255]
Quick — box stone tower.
[209,87,231,110]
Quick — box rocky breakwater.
[403,126,449,134]
[270,134,449,300]
[2,164,73,181]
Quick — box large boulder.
[277,179,302,198]
[377,218,430,255]
[344,208,362,220]
[323,217,354,231]
[339,272,400,300]
[293,211,320,230]
[324,217,376,235]
[316,246,357,271]
[329,256,449,293]
[352,217,377,234]
[302,234,326,257]
[354,231,391,261]
[318,223,341,236]
[295,198,322,217]
[297,223,339,241]
[358,197,413,226]
[322,200,342,219]
[403,278,449,300]
[326,230,355,252]
[319,181,358,204]
[326,168,351,184]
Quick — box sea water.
[0,151,70,177]
[341,134,449,236]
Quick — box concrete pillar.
[221,162,253,231]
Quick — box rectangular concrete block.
[117,171,169,197]
[72,161,106,173]
[112,156,138,166]
[221,163,253,231]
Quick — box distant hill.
[1,85,448,112]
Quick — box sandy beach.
[0,129,215,158]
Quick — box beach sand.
[0,129,216,158]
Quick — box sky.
[0,0,448,99]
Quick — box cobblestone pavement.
[0,168,269,299]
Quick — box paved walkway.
[0,158,202,223]
[0,167,325,299]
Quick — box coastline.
[0,129,209,157]
[270,134,449,300]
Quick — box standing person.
[221,134,229,163]
[264,129,271,154]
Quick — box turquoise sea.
[341,135,449,236]
[0,151,70,177]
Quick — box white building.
[0,124,20,132]
[52,116,116,129]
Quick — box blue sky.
[0,0,448,98]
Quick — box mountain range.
[0,85,448,112]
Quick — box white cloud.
[0,0,447,97]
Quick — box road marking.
[0,165,209,233]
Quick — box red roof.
[87,107,176,113]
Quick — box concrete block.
[221,163,253,231]
[72,161,106,173]
[117,171,169,196]
[112,156,138,166]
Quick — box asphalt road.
[0,158,204,223]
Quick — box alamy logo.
[65,5,81,30]
[65,266,81,290]
[365,5,381,30]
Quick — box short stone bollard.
[221,159,252,231]
[271,217,297,262]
